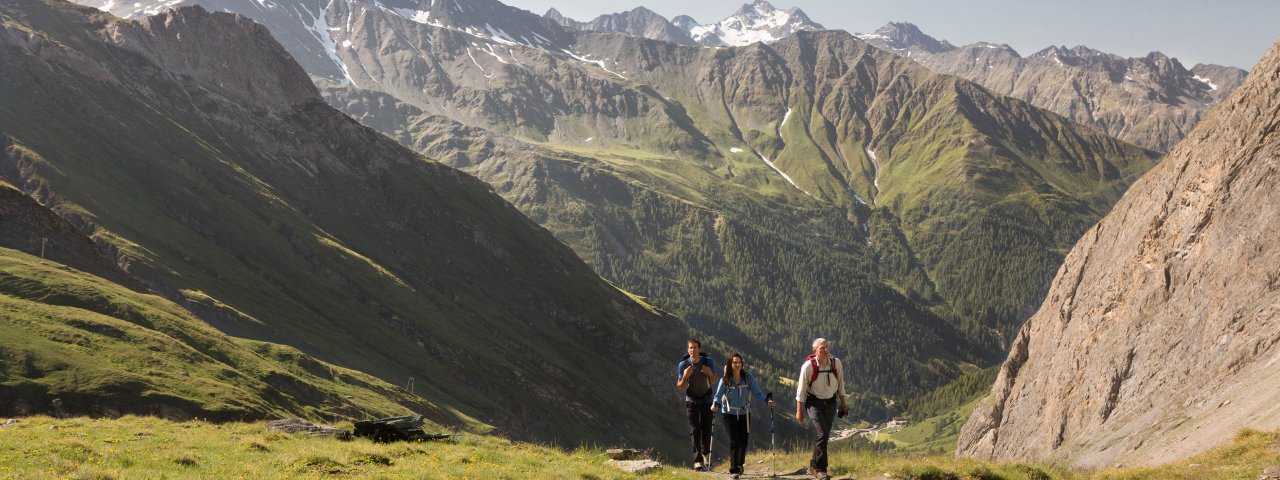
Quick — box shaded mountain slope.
[958,38,1280,468]
[0,0,685,450]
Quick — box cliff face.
[957,38,1280,469]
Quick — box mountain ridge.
[857,21,1247,152]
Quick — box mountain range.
[543,4,1247,154]
[547,0,824,48]
[0,0,688,451]
[856,22,1247,153]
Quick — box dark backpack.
[805,354,838,386]
[682,352,712,399]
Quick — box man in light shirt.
[795,338,847,480]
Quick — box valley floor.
[0,416,1276,479]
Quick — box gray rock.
[604,459,660,474]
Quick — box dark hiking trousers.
[687,400,713,464]
[805,395,837,472]
[722,413,749,474]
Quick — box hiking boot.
[807,465,819,478]
[693,460,704,471]
[731,475,740,480]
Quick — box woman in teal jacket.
[711,353,775,478]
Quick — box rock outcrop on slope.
[957,38,1280,469]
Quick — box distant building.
[887,416,910,427]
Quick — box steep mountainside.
[74,0,1158,404]
[0,181,443,423]
[0,0,685,450]
[957,38,1280,469]
[859,22,1247,152]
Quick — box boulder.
[604,459,660,474]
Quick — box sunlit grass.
[4,416,1275,479]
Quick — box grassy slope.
[0,246,468,426]
[5,416,1274,479]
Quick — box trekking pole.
[708,415,715,472]
[767,392,775,478]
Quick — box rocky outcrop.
[957,38,1280,468]
[860,22,1247,152]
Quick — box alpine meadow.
[4,0,1280,478]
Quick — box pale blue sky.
[505,0,1278,69]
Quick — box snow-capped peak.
[684,0,824,47]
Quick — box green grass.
[0,416,689,479]
[0,246,454,425]
[6,416,1275,479]
[876,398,980,454]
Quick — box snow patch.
[1193,75,1219,91]
[483,24,520,46]
[466,48,493,78]
[780,107,793,130]
[730,147,744,153]
[756,152,813,198]
[390,6,435,25]
[478,43,509,64]
[561,50,628,79]
[303,1,353,86]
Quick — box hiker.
[711,353,775,479]
[676,338,718,471]
[795,338,847,480]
